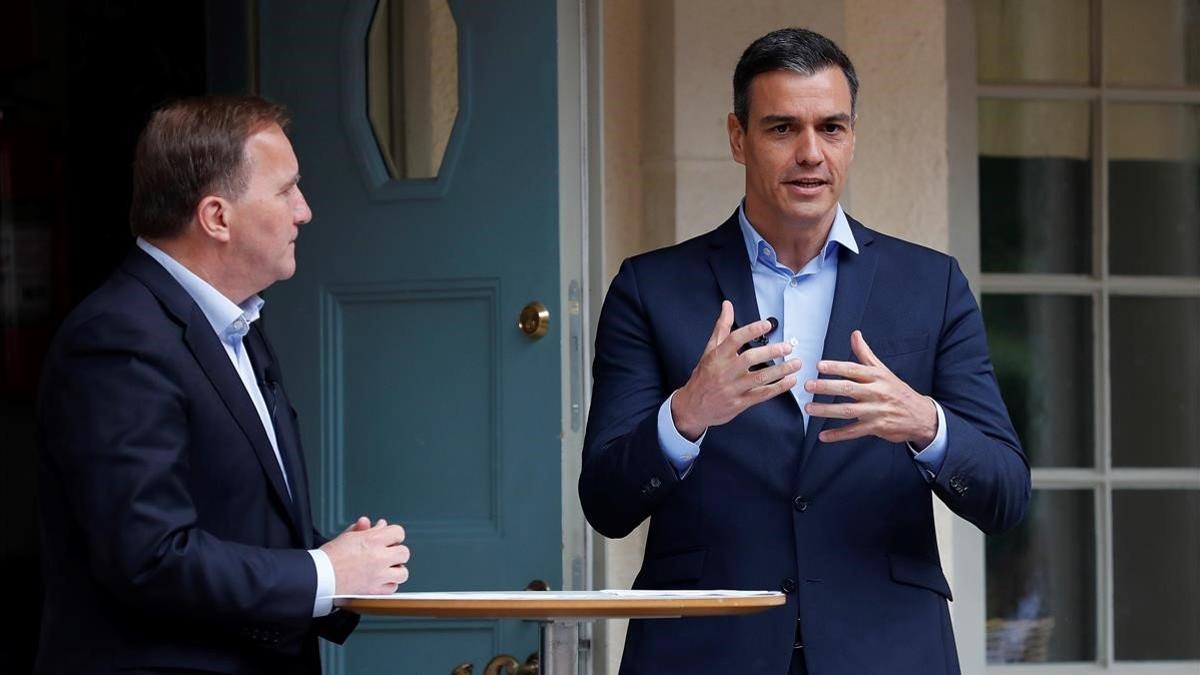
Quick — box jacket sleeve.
[930,258,1031,534]
[579,259,687,539]
[39,313,318,626]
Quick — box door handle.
[451,652,539,675]
[517,301,550,339]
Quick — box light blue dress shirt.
[656,204,948,479]
[137,239,336,617]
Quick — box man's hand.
[320,517,410,595]
[671,300,803,440]
[804,330,938,446]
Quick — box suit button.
[649,476,661,488]
[949,474,969,495]
[781,578,797,594]
[793,496,808,512]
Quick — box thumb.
[705,300,734,351]
[851,330,884,368]
[714,300,734,346]
[343,516,372,533]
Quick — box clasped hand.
[320,516,411,595]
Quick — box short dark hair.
[733,27,858,129]
[129,96,291,239]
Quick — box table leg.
[539,620,580,675]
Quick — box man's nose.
[794,128,823,165]
[295,189,313,225]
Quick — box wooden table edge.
[336,595,785,618]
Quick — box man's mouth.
[785,177,827,188]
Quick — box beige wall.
[595,1,959,672]
[601,0,955,276]
[845,0,950,251]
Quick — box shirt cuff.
[909,397,948,483]
[657,391,706,476]
[308,548,336,617]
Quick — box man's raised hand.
[671,300,802,440]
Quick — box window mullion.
[1089,0,1114,666]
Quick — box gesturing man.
[580,28,1029,675]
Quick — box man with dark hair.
[36,96,410,674]
[581,27,1029,674]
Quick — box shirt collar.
[137,238,264,343]
[737,201,859,273]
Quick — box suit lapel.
[798,219,878,468]
[706,212,762,334]
[122,250,305,542]
[249,323,315,547]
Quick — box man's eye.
[824,124,844,134]
[771,124,790,134]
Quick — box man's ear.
[849,113,858,163]
[196,195,232,243]
[727,112,746,165]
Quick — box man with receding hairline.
[581,28,1029,674]
[36,96,409,674]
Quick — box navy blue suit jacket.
[35,249,355,674]
[580,212,1030,674]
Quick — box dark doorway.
[0,1,252,668]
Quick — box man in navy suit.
[36,96,410,674]
[580,28,1030,674]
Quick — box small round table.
[336,590,786,674]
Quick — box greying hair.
[733,27,858,128]
[129,96,291,239]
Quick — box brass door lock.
[451,652,539,675]
[518,301,550,339]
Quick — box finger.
[747,357,803,388]
[379,568,407,592]
[705,302,726,350]
[382,544,410,567]
[738,340,793,367]
[851,330,885,368]
[392,544,411,565]
[705,301,734,350]
[714,300,734,345]
[374,518,388,528]
[805,400,868,420]
[747,373,799,404]
[804,377,871,400]
[817,359,875,382]
[723,318,775,355]
[372,523,406,545]
[818,421,874,443]
[343,516,371,533]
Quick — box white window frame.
[948,1,1200,673]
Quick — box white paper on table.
[330,589,782,600]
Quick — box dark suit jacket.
[35,249,356,674]
[580,212,1030,675]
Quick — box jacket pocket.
[642,548,707,585]
[888,552,953,600]
[873,333,930,357]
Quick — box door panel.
[257,1,562,672]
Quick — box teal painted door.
[256,2,562,673]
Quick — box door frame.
[557,0,594,596]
